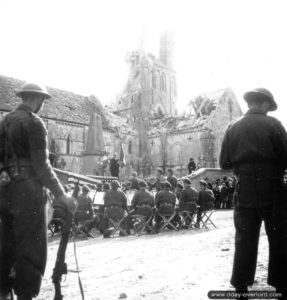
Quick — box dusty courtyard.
[39,210,273,300]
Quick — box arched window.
[128,140,132,154]
[66,135,72,155]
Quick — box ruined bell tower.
[159,31,174,68]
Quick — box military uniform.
[167,175,178,192]
[178,186,198,210]
[220,107,287,290]
[131,190,154,217]
[75,193,94,221]
[0,104,65,298]
[99,189,129,235]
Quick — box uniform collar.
[16,104,34,113]
[245,108,267,115]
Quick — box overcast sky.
[0,0,286,127]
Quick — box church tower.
[159,31,174,68]
[114,31,177,162]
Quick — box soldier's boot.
[235,286,248,300]
[17,296,32,300]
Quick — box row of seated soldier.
[49,171,217,238]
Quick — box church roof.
[0,74,98,125]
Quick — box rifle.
[51,207,73,300]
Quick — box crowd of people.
[59,168,237,239]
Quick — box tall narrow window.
[128,140,132,154]
[66,135,72,154]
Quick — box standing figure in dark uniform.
[220,88,287,299]
[0,83,76,300]
[109,155,120,178]
[187,158,196,174]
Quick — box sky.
[0,0,286,127]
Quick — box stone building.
[0,32,242,178]
[0,75,137,176]
[113,31,242,177]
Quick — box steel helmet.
[16,82,51,99]
[243,88,277,111]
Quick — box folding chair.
[73,219,96,239]
[132,214,156,235]
[178,210,197,229]
[199,209,217,229]
[156,211,178,232]
[107,215,129,237]
[73,210,96,239]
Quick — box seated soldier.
[74,185,95,237]
[129,180,155,232]
[131,180,155,215]
[75,185,94,222]
[177,178,198,227]
[178,178,198,211]
[155,181,177,229]
[100,180,129,237]
[103,182,110,193]
[196,180,215,227]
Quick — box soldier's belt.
[106,204,121,209]
[159,202,173,207]
[137,204,152,208]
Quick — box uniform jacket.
[198,189,215,209]
[77,193,93,217]
[179,186,198,204]
[220,108,287,172]
[131,190,154,209]
[104,189,128,211]
[155,190,176,208]
[167,175,178,191]
[0,104,64,197]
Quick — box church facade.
[0,32,242,179]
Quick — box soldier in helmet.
[0,82,77,300]
[220,88,287,299]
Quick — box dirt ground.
[39,210,273,300]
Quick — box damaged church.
[0,31,242,179]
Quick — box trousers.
[231,173,287,289]
[0,178,47,298]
